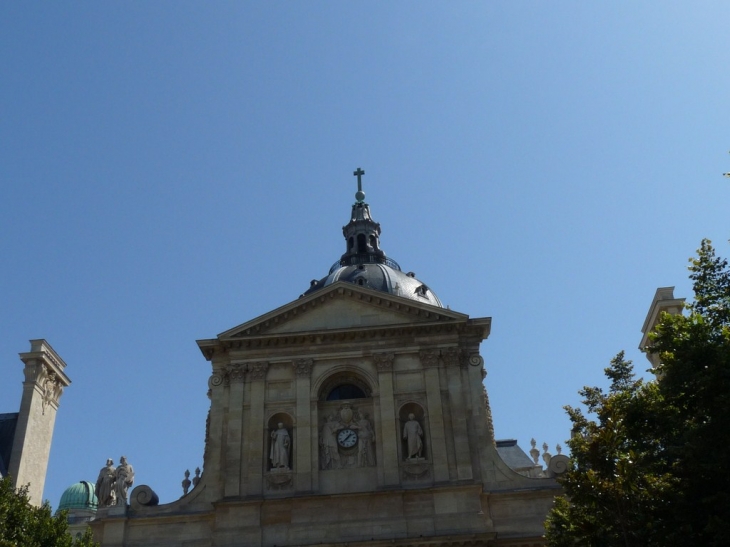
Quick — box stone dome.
[303,171,443,308]
[56,481,98,514]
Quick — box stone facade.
[90,285,562,546]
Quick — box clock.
[337,428,358,448]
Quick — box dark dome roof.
[304,262,443,307]
[303,172,443,308]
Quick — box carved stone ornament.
[292,358,313,377]
[467,354,485,368]
[319,406,376,470]
[373,352,394,371]
[265,469,293,490]
[227,363,246,383]
[401,461,431,481]
[208,370,225,390]
[418,349,440,368]
[442,347,462,368]
[40,370,63,414]
[248,361,269,381]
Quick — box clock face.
[337,428,358,448]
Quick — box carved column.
[373,352,398,486]
[224,363,246,497]
[9,340,71,506]
[292,358,313,492]
[420,349,449,482]
[443,347,473,480]
[245,361,269,497]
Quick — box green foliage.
[0,477,98,547]
[545,239,730,547]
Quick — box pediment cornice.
[218,282,468,340]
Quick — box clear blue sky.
[1,2,728,508]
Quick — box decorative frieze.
[373,352,394,371]
[292,358,313,377]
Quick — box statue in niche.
[403,414,424,460]
[270,423,291,470]
[95,458,116,508]
[319,414,342,470]
[114,456,135,506]
[354,412,375,467]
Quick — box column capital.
[248,361,269,381]
[442,347,463,368]
[292,359,313,377]
[373,352,395,372]
[226,363,246,383]
[418,349,441,368]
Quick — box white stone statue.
[114,456,135,506]
[95,458,116,508]
[319,414,341,470]
[270,423,291,469]
[403,414,424,460]
[354,412,375,467]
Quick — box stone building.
[90,173,567,546]
[0,339,71,505]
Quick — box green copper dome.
[57,481,98,514]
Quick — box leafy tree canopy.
[0,477,98,547]
[545,239,730,547]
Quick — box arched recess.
[317,370,375,402]
[315,369,378,471]
[266,412,294,471]
[398,402,428,461]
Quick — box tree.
[545,239,730,547]
[0,477,98,547]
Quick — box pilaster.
[420,349,449,483]
[293,358,313,492]
[373,352,399,485]
[9,340,71,505]
[224,363,246,497]
[246,361,269,497]
[442,347,473,481]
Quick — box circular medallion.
[337,428,358,448]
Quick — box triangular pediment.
[219,282,467,339]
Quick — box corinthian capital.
[373,352,395,372]
[248,361,269,381]
[293,359,313,377]
[418,349,440,368]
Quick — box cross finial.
[353,167,365,202]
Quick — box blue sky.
[1,2,728,508]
